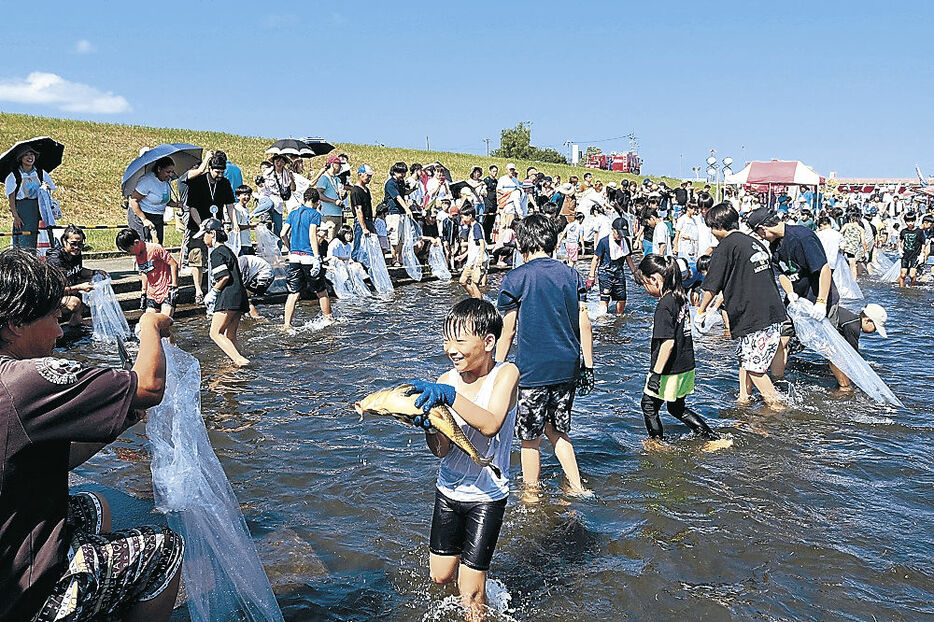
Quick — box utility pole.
[426,136,430,152]
[483,138,491,157]
[564,140,572,164]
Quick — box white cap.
[506,163,517,170]
[862,303,887,338]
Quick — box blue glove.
[405,380,457,413]
[412,414,438,434]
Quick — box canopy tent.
[724,160,823,186]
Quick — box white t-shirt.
[694,213,718,255]
[234,203,251,246]
[815,228,843,266]
[562,221,584,246]
[327,237,352,260]
[238,254,273,283]
[133,172,172,215]
[652,223,671,255]
[4,168,56,200]
[675,214,698,257]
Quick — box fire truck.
[584,151,641,174]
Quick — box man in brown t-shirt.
[0,248,182,622]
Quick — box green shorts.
[643,369,695,401]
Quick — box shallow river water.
[69,269,934,621]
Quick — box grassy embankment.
[1,111,682,252]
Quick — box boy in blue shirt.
[587,217,637,315]
[280,188,333,328]
[496,214,594,499]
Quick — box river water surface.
[70,271,934,621]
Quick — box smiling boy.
[406,298,518,617]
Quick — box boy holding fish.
[355,298,518,616]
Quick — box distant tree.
[492,122,568,164]
[584,146,602,160]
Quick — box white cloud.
[0,72,130,114]
[73,39,94,54]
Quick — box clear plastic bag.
[86,274,132,342]
[401,217,422,281]
[147,342,284,622]
[428,244,452,281]
[787,298,902,406]
[326,262,355,299]
[362,234,394,294]
[689,306,724,338]
[255,225,288,294]
[512,248,524,268]
[832,255,863,300]
[881,258,902,283]
[870,250,895,275]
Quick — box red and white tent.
[725,160,823,186]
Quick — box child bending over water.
[406,298,519,619]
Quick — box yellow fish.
[354,384,502,479]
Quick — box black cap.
[746,207,775,230]
[193,217,225,239]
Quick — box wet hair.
[303,187,320,203]
[697,191,714,210]
[817,216,833,228]
[60,223,85,244]
[515,213,558,254]
[695,254,711,273]
[704,203,739,231]
[0,248,66,335]
[390,161,408,176]
[639,254,687,308]
[115,227,141,251]
[443,297,503,341]
[152,156,175,174]
[410,163,422,174]
[236,184,252,196]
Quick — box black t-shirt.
[701,231,787,338]
[674,188,689,205]
[483,176,498,210]
[46,247,83,285]
[771,224,838,306]
[350,184,373,223]
[383,177,406,214]
[183,175,235,232]
[422,221,439,238]
[835,307,861,352]
[900,227,925,256]
[210,244,249,312]
[651,292,695,375]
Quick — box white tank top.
[436,363,516,502]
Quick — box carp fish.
[354,384,502,479]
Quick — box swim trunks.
[515,381,576,440]
[429,489,506,571]
[737,322,782,373]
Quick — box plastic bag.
[881,258,902,283]
[832,255,863,300]
[255,226,288,294]
[689,307,724,338]
[326,262,355,299]
[147,342,284,622]
[400,217,422,281]
[787,298,902,406]
[513,248,524,268]
[870,250,895,275]
[428,244,452,281]
[86,274,132,342]
[225,228,242,256]
[362,234,394,294]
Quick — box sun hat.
[506,163,517,170]
[862,304,888,338]
[557,182,575,194]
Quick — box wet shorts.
[33,492,184,622]
[245,273,273,296]
[287,262,327,295]
[901,254,921,270]
[737,322,782,373]
[598,271,627,303]
[515,381,576,440]
[460,260,489,286]
[429,489,507,572]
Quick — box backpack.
[11,167,44,197]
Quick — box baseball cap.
[506,163,517,170]
[357,164,374,175]
[612,217,628,233]
[745,207,775,230]
[326,155,341,165]
[193,217,225,239]
[862,304,888,338]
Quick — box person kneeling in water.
[639,254,720,447]
[406,298,519,617]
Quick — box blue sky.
[1,1,931,178]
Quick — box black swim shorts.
[515,381,576,441]
[429,489,507,572]
[901,253,921,270]
[598,271,626,303]
[286,262,327,295]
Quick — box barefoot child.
[496,214,594,498]
[457,205,488,299]
[116,228,178,317]
[198,218,250,366]
[406,298,519,617]
[281,188,333,328]
[638,254,720,445]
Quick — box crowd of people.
[3,136,932,620]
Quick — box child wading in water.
[639,255,728,451]
[198,218,250,366]
[406,298,519,618]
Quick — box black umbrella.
[266,138,316,158]
[428,162,452,182]
[448,180,473,200]
[0,136,65,181]
[301,137,336,157]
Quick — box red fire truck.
[584,151,641,174]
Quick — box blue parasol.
[121,143,202,197]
